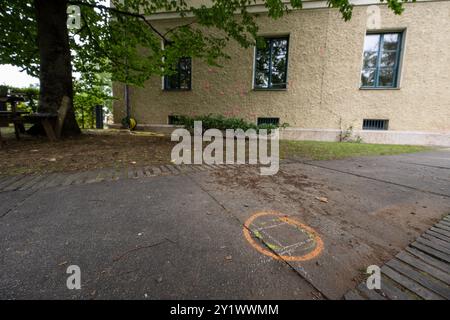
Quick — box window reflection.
[165,57,192,91]
[255,37,289,89]
[361,32,402,88]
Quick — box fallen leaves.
[315,196,329,203]
[0,131,176,175]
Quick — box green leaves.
[382,0,416,15]
[0,1,39,77]
[0,0,414,89]
[74,73,113,128]
[173,114,287,133]
[326,0,354,21]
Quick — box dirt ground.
[199,153,450,298]
[0,129,175,175]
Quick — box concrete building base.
[108,124,450,147]
[282,128,450,147]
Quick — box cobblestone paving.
[0,163,237,193]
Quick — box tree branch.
[163,20,196,37]
[77,12,130,71]
[68,0,167,42]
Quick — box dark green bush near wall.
[172,114,288,133]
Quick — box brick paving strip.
[345,214,450,300]
[0,163,238,193]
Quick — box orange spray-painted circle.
[243,212,324,262]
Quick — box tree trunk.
[34,0,80,136]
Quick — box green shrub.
[173,114,288,133]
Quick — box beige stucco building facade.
[113,0,450,146]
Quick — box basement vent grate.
[363,119,389,130]
[257,117,280,126]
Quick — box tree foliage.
[74,73,113,128]
[1,81,111,129]
[1,0,414,88]
[0,2,40,77]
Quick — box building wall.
[113,1,450,145]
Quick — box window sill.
[163,89,192,92]
[359,87,400,91]
[253,88,288,92]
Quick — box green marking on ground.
[253,230,263,240]
[266,243,282,251]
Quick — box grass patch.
[280,140,431,161]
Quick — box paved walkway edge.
[344,214,450,300]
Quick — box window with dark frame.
[164,57,192,91]
[361,32,403,88]
[254,37,289,89]
[363,119,389,130]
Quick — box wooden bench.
[0,96,70,144]
[0,111,29,146]
[21,113,58,141]
[0,95,27,145]
[0,113,58,145]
